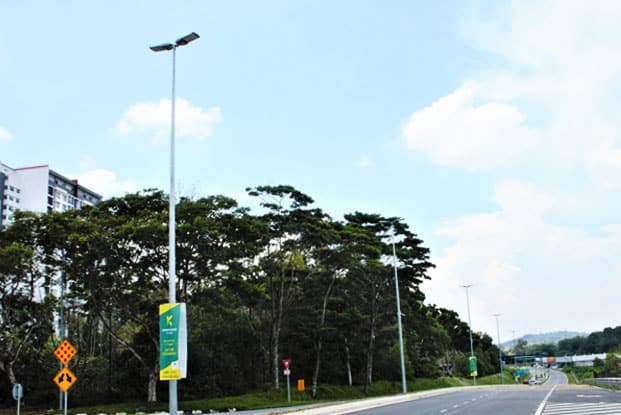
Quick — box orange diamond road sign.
[53,367,77,392]
[54,340,76,364]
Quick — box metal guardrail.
[583,378,621,387]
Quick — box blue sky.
[3,1,621,343]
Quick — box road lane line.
[535,385,558,415]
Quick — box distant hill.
[501,331,587,348]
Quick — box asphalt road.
[347,387,550,415]
[343,384,621,415]
[230,373,614,415]
[547,369,568,385]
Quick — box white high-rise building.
[1,162,102,228]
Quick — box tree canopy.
[0,186,502,407]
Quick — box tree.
[64,190,169,402]
[514,339,529,356]
[0,184,454,406]
[245,185,317,389]
[0,212,55,386]
[341,213,433,392]
[288,217,345,397]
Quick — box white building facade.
[1,162,101,228]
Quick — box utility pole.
[391,234,407,394]
[493,314,504,384]
[461,284,476,385]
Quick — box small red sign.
[282,359,291,369]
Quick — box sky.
[2,0,621,344]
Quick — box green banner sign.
[469,356,478,377]
[159,303,187,380]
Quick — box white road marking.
[542,402,621,414]
[535,385,558,415]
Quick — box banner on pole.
[469,356,478,377]
[159,303,188,380]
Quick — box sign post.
[282,359,291,402]
[12,384,23,415]
[53,340,77,415]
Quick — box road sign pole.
[13,383,23,415]
[287,374,291,402]
[59,364,63,411]
[64,392,68,415]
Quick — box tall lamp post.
[391,234,407,394]
[150,31,199,415]
[493,314,504,384]
[461,284,476,385]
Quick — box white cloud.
[406,1,621,339]
[424,179,621,336]
[357,158,371,169]
[77,167,138,198]
[0,126,12,141]
[402,87,538,170]
[117,98,222,142]
[462,1,621,76]
[405,2,621,179]
[586,138,621,190]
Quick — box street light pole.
[150,32,199,415]
[461,284,476,385]
[493,314,504,384]
[391,234,407,394]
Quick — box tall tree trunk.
[2,361,17,385]
[272,321,280,390]
[98,311,158,402]
[365,323,375,394]
[311,274,336,398]
[344,337,352,386]
[270,271,285,390]
[312,341,322,398]
[8,364,17,385]
[148,362,158,403]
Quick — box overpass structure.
[536,353,608,367]
[503,353,611,367]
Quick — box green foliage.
[563,366,595,383]
[0,185,507,409]
[557,326,621,355]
